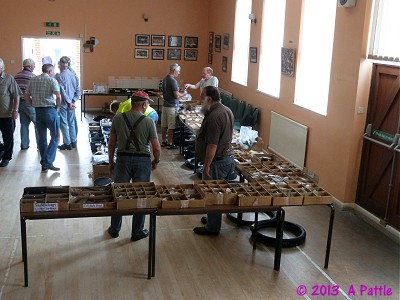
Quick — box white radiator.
[268,111,308,168]
[218,87,233,98]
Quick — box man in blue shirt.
[56,56,80,150]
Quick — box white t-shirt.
[195,76,219,94]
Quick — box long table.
[20,205,285,286]
[80,91,132,120]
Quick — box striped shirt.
[26,73,60,108]
[14,68,36,100]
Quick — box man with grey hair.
[0,58,22,167]
[56,56,80,150]
[185,67,219,95]
[161,63,187,149]
[14,58,38,150]
[25,64,61,172]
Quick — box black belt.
[35,106,55,109]
[117,152,150,157]
[213,155,232,162]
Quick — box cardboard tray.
[112,182,161,209]
[20,186,70,213]
[69,186,115,210]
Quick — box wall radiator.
[268,111,308,168]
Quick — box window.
[294,0,337,116]
[231,0,252,86]
[368,0,400,62]
[257,0,287,98]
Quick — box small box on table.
[69,186,115,210]
[20,186,70,213]
[113,182,161,209]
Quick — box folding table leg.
[20,216,28,287]
[324,204,335,268]
[274,209,285,271]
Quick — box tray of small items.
[194,180,237,205]
[156,184,205,209]
[228,182,273,207]
[69,186,115,210]
[20,186,70,213]
[112,182,161,209]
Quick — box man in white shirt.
[185,67,219,95]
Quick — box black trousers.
[0,117,15,160]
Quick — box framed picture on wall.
[215,35,221,52]
[135,48,149,59]
[135,34,150,46]
[184,49,198,61]
[209,32,214,53]
[167,48,182,60]
[151,35,165,47]
[168,36,182,47]
[222,56,227,72]
[249,47,257,63]
[281,47,296,77]
[184,36,198,48]
[223,33,230,50]
[208,53,213,65]
[152,49,164,60]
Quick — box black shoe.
[166,144,178,149]
[71,141,77,148]
[193,227,219,236]
[58,143,72,150]
[201,216,207,225]
[0,160,10,167]
[41,166,48,173]
[43,164,60,171]
[108,227,119,238]
[161,141,168,147]
[131,229,149,241]
[21,146,29,150]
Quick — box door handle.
[363,124,399,150]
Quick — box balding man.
[185,66,219,95]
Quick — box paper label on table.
[83,203,104,209]
[34,203,59,212]
[137,198,147,208]
[180,200,189,208]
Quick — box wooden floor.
[0,110,399,300]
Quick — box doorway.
[21,37,82,84]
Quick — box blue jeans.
[0,118,15,161]
[110,155,152,237]
[59,106,77,145]
[19,101,38,149]
[204,156,236,233]
[35,107,60,166]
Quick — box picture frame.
[167,48,182,60]
[208,32,214,53]
[184,49,198,61]
[222,56,227,72]
[208,53,213,65]
[215,35,221,52]
[249,47,257,63]
[152,49,164,60]
[151,35,165,47]
[135,48,149,59]
[223,33,230,50]
[135,34,150,46]
[184,36,198,48]
[281,47,296,77]
[168,35,182,47]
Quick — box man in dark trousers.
[193,86,236,235]
[107,91,161,241]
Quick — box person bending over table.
[185,67,219,96]
[107,91,161,241]
[193,86,236,235]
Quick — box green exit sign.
[46,31,60,36]
[45,22,60,27]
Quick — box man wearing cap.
[107,91,161,241]
[0,58,22,167]
[15,58,38,150]
[56,56,80,150]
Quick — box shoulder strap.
[121,113,146,152]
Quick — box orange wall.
[0,0,377,204]
[208,0,375,204]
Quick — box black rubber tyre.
[226,211,277,227]
[251,220,306,248]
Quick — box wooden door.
[356,64,400,229]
